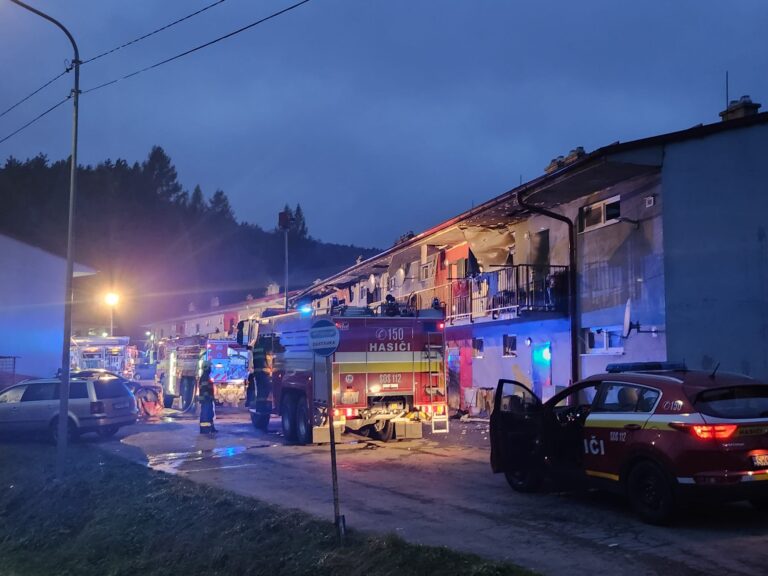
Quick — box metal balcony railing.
[447,264,569,323]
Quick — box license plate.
[752,454,768,467]
[113,402,129,410]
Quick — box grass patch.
[0,442,535,576]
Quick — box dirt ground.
[98,408,768,576]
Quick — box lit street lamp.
[105,292,119,336]
[9,0,81,472]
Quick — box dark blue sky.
[2,0,766,248]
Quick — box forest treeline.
[0,146,378,328]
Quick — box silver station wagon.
[0,377,138,442]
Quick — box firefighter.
[199,361,217,434]
[248,336,272,430]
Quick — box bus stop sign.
[310,319,340,357]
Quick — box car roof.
[583,370,760,392]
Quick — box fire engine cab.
[238,306,447,444]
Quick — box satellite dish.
[623,299,656,338]
[623,299,632,338]
[622,299,643,338]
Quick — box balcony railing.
[395,264,569,323]
[311,264,569,321]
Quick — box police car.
[489,362,768,524]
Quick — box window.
[0,386,26,404]
[419,259,436,281]
[578,195,621,232]
[69,381,90,399]
[503,335,517,357]
[693,385,768,419]
[498,381,539,414]
[583,327,624,354]
[21,382,57,402]
[594,382,660,413]
[472,337,484,358]
[94,378,131,399]
[358,285,367,302]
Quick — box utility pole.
[278,209,294,312]
[10,0,80,474]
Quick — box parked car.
[71,369,163,417]
[490,362,768,524]
[0,377,138,442]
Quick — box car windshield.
[93,378,132,399]
[693,385,768,419]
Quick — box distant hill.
[0,147,379,334]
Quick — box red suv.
[489,362,768,523]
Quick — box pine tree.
[293,203,308,238]
[209,189,236,222]
[190,185,206,215]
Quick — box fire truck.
[70,336,137,379]
[155,335,249,409]
[237,307,448,444]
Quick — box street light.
[9,0,81,473]
[105,292,119,336]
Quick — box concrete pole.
[10,0,80,474]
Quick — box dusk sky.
[1,0,766,248]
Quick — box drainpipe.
[516,192,579,384]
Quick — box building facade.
[295,102,768,415]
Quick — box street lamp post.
[10,0,81,472]
[105,292,119,336]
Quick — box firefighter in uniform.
[199,361,217,434]
[248,337,272,430]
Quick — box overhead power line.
[0,95,71,146]
[81,0,228,65]
[0,0,228,125]
[83,0,312,95]
[0,68,69,120]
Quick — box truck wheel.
[250,411,270,431]
[627,461,675,525]
[281,394,297,441]
[295,397,312,445]
[372,419,394,442]
[163,395,175,409]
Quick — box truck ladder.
[426,333,449,434]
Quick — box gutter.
[516,191,579,384]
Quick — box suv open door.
[490,379,543,491]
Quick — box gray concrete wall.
[662,122,768,380]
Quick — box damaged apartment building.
[294,96,768,415]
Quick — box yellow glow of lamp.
[105,292,119,307]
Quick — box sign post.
[309,319,344,543]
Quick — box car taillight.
[670,422,738,440]
[90,401,105,414]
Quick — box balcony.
[398,265,569,323]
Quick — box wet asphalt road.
[98,410,768,576]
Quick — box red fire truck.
[238,308,448,444]
[155,335,248,409]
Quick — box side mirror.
[236,320,245,346]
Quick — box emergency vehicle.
[237,307,447,444]
[155,336,248,409]
[70,337,137,380]
[490,362,768,524]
